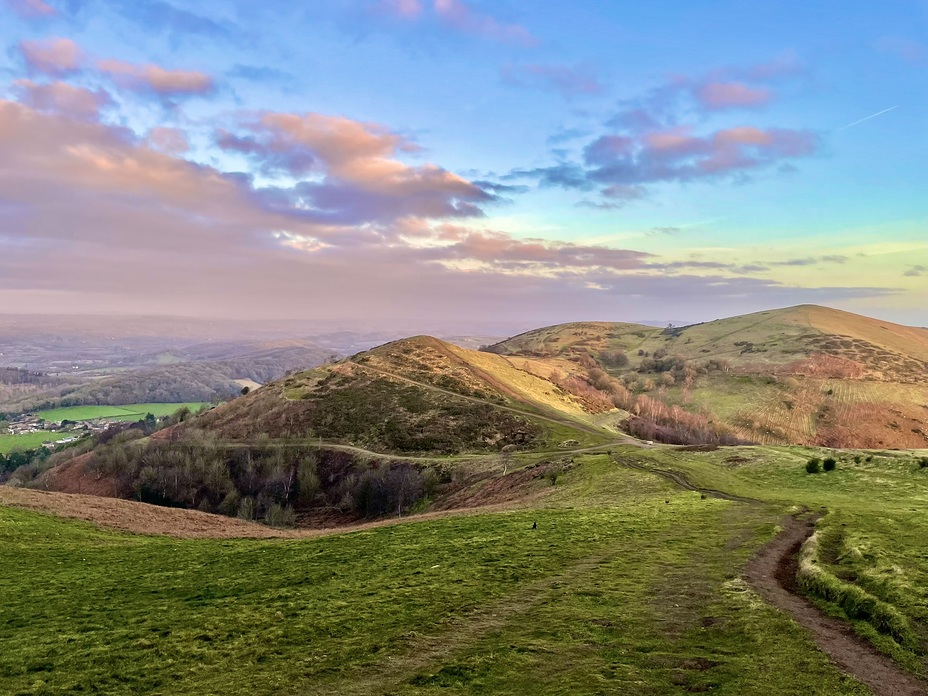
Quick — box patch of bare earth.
[745,515,928,696]
[0,481,539,540]
[35,453,127,498]
[431,464,556,511]
[0,486,301,538]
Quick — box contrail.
[838,105,898,131]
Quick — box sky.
[0,0,925,331]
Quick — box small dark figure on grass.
[532,521,537,530]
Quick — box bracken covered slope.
[488,305,928,448]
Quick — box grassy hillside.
[487,305,928,449]
[195,336,614,454]
[0,452,876,695]
[490,305,928,378]
[629,445,928,673]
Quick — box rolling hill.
[488,305,928,448]
[194,335,616,453]
[16,304,928,530]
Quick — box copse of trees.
[74,431,437,526]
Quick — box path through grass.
[0,454,869,695]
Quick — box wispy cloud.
[509,58,817,207]
[4,0,57,19]
[12,79,112,121]
[1,95,897,323]
[371,0,424,20]
[875,37,928,65]
[97,59,215,98]
[501,63,604,98]
[18,37,84,76]
[433,0,537,46]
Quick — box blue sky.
[0,0,925,328]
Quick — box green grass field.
[626,445,928,674]
[0,432,71,455]
[0,453,877,695]
[36,403,209,423]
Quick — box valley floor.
[2,449,928,694]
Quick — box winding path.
[621,457,928,696]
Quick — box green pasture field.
[625,444,928,675]
[36,403,209,423]
[0,432,71,455]
[0,454,870,695]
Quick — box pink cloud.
[426,230,651,270]
[218,111,492,223]
[693,81,771,110]
[11,80,111,120]
[97,59,214,97]
[146,126,190,155]
[433,0,537,46]
[501,63,603,97]
[5,0,57,19]
[0,99,895,325]
[19,37,84,76]
[875,37,928,65]
[574,123,818,185]
[373,0,424,19]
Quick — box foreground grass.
[36,403,208,423]
[626,445,928,675]
[0,455,867,695]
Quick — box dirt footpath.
[744,515,928,696]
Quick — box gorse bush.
[806,458,821,474]
[823,457,837,472]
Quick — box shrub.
[265,503,296,528]
[918,457,928,469]
[806,458,822,474]
[854,455,862,464]
[236,496,255,521]
[823,457,837,472]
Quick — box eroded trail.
[745,516,927,696]
[627,457,928,696]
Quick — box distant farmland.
[36,403,209,423]
[0,432,71,454]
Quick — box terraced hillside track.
[626,456,928,696]
[348,360,640,444]
[228,439,629,463]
